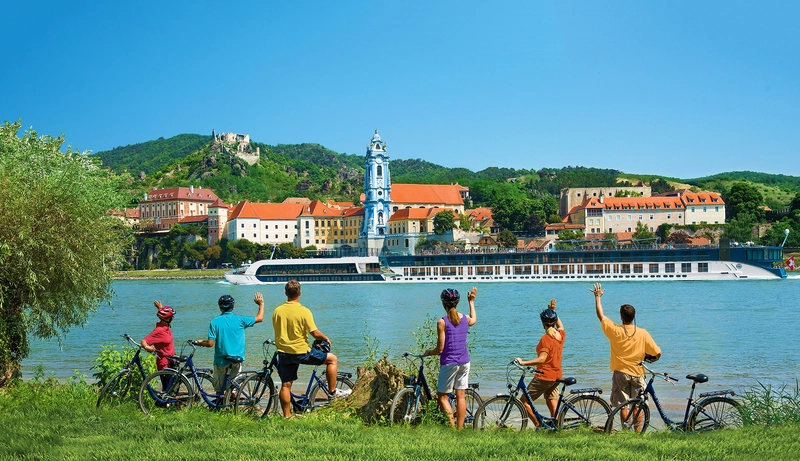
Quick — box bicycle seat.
[169,355,189,363]
[686,374,708,383]
[468,382,480,390]
[556,377,577,386]
[225,355,244,364]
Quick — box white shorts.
[437,362,470,394]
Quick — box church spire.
[359,129,392,253]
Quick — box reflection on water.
[25,278,800,410]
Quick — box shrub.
[91,344,155,389]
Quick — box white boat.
[225,243,787,284]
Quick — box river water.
[24,276,800,409]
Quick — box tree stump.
[345,357,409,424]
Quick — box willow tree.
[0,121,129,387]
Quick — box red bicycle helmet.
[157,305,175,320]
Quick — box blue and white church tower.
[359,129,392,253]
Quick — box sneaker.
[332,388,352,399]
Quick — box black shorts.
[277,349,327,382]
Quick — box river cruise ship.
[224,243,786,284]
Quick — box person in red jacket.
[142,301,176,388]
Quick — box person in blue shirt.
[197,292,264,392]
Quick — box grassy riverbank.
[2,380,799,460]
[114,268,226,280]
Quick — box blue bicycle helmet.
[440,288,460,308]
[218,295,235,311]
[540,309,558,325]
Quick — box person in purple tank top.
[422,287,478,429]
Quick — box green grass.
[113,268,226,279]
[2,380,800,460]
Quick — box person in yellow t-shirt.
[272,280,350,418]
[590,283,661,409]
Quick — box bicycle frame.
[498,362,601,430]
[121,334,150,381]
[637,362,735,432]
[503,365,565,429]
[259,340,351,413]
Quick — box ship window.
[633,264,643,273]
[681,263,691,273]
[698,263,708,273]
[665,263,675,273]
[649,264,659,273]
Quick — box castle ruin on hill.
[212,129,260,165]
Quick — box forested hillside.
[96,134,212,175]
[94,134,800,214]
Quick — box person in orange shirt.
[514,298,565,426]
[591,283,660,432]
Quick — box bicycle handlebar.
[402,352,425,359]
[509,360,542,374]
[641,361,679,383]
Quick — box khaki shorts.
[610,371,646,406]
[527,377,560,401]
[213,362,242,393]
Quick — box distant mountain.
[94,134,800,209]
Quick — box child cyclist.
[515,298,565,427]
[422,287,478,429]
[141,300,176,388]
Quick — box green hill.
[96,134,212,175]
[94,134,800,209]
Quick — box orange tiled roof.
[591,196,686,211]
[298,200,364,218]
[179,216,208,224]
[282,197,312,204]
[680,191,724,206]
[143,187,219,203]
[545,223,585,230]
[390,184,465,205]
[229,200,306,220]
[467,207,492,220]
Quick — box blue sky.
[3,1,799,179]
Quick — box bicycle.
[137,339,242,415]
[473,361,611,431]
[389,352,483,426]
[604,360,743,434]
[234,339,355,418]
[97,334,158,408]
[97,334,214,410]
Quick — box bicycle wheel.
[473,396,528,431]
[389,387,427,425]
[454,388,483,427]
[688,397,743,432]
[96,370,132,409]
[308,375,355,408]
[556,394,611,431]
[233,372,277,418]
[138,370,194,415]
[604,398,650,434]
[193,371,216,404]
